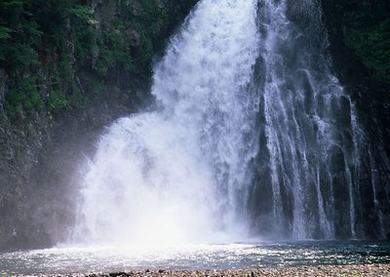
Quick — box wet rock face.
[320,0,390,239]
[0,111,53,250]
[127,29,141,48]
[0,69,6,113]
[321,0,390,175]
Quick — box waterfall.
[74,0,260,245]
[250,0,365,239]
[73,0,388,244]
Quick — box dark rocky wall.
[321,0,390,238]
[321,0,390,154]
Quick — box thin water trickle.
[251,0,376,239]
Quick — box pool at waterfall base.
[1,241,389,275]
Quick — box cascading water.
[74,0,260,245]
[73,0,389,245]
[251,0,359,239]
[249,0,388,240]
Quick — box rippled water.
[1,241,389,275]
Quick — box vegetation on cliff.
[323,0,389,82]
[1,0,388,117]
[0,0,198,116]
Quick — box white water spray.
[74,0,260,246]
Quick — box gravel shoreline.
[51,264,390,277]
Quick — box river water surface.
[1,241,389,275]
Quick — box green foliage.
[96,26,134,76]
[0,0,199,115]
[6,78,70,114]
[0,0,95,113]
[94,0,164,75]
[48,89,68,109]
[0,27,11,40]
[68,5,95,64]
[345,19,390,81]
[329,0,390,81]
[68,5,93,20]
[0,0,42,68]
[6,77,43,113]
